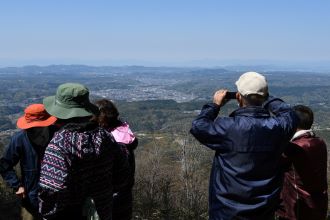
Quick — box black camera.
[225,92,237,99]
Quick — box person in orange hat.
[0,104,57,220]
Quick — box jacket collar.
[229,106,270,117]
[291,129,314,141]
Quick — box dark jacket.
[190,97,298,220]
[109,122,138,190]
[277,131,328,220]
[0,130,45,211]
[38,122,130,220]
[109,122,138,220]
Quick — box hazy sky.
[1,0,330,66]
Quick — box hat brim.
[17,115,57,129]
[43,96,99,119]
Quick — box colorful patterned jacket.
[38,122,129,220]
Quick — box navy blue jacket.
[0,130,44,210]
[190,97,298,220]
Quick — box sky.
[0,0,330,67]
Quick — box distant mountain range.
[0,63,329,74]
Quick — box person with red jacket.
[277,105,328,220]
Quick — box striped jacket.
[38,122,129,220]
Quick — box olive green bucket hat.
[43,83,98,119]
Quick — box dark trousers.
[112,190,133,220]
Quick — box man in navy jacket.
[190,72,298,220]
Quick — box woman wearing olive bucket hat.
[38,83,130,220]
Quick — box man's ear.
[236,92,240,100]
[236,93,243,107]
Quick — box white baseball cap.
[235,72,268,96]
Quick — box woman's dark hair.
[94,99,122,129]
[293,105,314,130]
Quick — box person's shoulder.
[293,133,327,149]
[213,116,236,128]
[97,126,117,143]
[292,134,309,144]
[111,122,137,143]
[312,135,327,147]
[51,127,71,139]
[114,122,131,131]
[11,130,26,141]
[5,130,27,151]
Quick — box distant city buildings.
[93,87,196,102]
